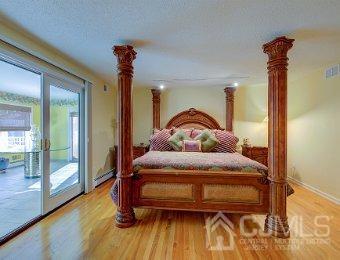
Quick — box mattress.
[133,151,294,196]
[133,151,267,174]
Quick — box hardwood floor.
[0,179,339,259]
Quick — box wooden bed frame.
[112,36,294,238]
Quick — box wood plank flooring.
[0,180,339,259]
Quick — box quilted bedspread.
[133,151,267,174]
[133,151,294,196]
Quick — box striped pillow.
[212,130,239,153]
[149,129,173,151]
[182,140,202,152]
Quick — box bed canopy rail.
[112,36,294,238]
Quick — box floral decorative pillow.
[194,129,219,152]
[168,129,191,151]
[149,129,173,151]
[212,130,239,153]
[182,140,202,152]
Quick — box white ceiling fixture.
[1,0,340,88]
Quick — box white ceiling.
[0,0,340,88]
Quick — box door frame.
[1,48,93,212]
[41,73,86,214]
[0,44,93,243]
[69,111,79,162]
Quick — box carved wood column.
[263,36,294,238]
[112,45,136,228]
[151,89,161,129]
[224,87,235,132]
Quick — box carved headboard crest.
[165,108,222,129]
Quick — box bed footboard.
[132,169,270,214]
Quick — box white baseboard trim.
[93,170,114,187]
[288,176,339,205]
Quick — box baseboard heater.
[94,169,116,187]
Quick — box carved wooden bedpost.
[113,45,137,228]
[224,87,235,132]
[263,36,294,238]
[151,89,161,129]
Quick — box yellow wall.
[234,84,268,147]
[92,84,116,178]
[233,68,340,200]
[133,86,267,147]
[160,87,225,128]
[287,67,340,200]
[133,86,226,145]
[0,22,116,186]
[133,87,153,145]
[234,69,339,200]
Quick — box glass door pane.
[49,85,80,195]
[42,75,84,213]
[0,59,42,239]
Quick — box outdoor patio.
[0,160,78,238]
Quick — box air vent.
[325,64,339,79]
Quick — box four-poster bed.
[111,36,294,238]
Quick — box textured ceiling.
[0,0,340,88]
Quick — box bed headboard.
[165,108,223,129]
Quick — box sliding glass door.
[0,57,86,240]
[0,59,42,238]
[42,75,84,213]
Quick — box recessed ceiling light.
[159,84,164,89]
[233,82,239,87]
